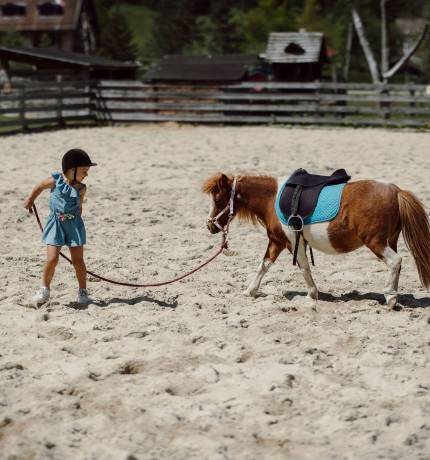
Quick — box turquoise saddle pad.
[275,178,346,226]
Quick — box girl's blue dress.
[42,173,86,247]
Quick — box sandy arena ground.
[0,125,430,460]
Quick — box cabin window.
[37,1,64,16]
[1,2,27,16]
[284,43,306,55]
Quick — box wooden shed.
[0,46,138,80]
[0,0,98,53]
[260,31,329,81]
[143,54,266,85]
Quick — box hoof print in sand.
[236,351,252,363]
[116,361,145,375]
[0,417,12,429]
[165,382,205,397]
[125,331,149,339]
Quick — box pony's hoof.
[385,294,398,310]
[305,296,318,312]
[243,289,258,298]
[307,289,318,301]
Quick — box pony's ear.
[218,173,230,190]
[202,173,229,194]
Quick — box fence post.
[90,80,111,125]
[89,80,96,123]
[19,85,26,132]
[56,75,64,128]
[410,88,416,118]
[316,85,321,120]
[379,85,390,123]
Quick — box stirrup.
[287,214,304,232]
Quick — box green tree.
[229,0,297,53]
[151,0,205,55]
[115,3,159,66]
[39,33,54,48]
[183,16,222,55]
[0,28,26,48]
[98,5,138,61]
[299,0,323,31]
[150,0,244,55]
[94,0,116,26]
[91,0,428,81]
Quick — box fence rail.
[0,80,429,133]
[95,80,430,128]
[0,80,94,134]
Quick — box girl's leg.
[42,245,61,288]
[69,246,86,289]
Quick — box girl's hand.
[23,177,55,213]
[23,196,34,213]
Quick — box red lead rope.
[31,204,228,288]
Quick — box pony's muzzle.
[207,221,220,234]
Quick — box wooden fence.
[0,80,94,134]
[95,80,430,128]
[0,80,429,133]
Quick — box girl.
[23,149,97,306]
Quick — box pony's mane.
[202,173,226,194]
[236,175,277,227]
[202,173,277,227]
[202,173,276,193]
[237,206,261,226]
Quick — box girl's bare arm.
[23,177,55,211]
[79,187,86,215]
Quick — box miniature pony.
[203,173,430,308]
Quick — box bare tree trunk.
[351,6,381,83]
[351,2,428,83]
[383,24,429,79]
[380,0,389,80]
[343,22,353,81]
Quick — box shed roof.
[0,46,138,70]
[0,0,91,31]
[261,32,325,64]
[144,54,259,82]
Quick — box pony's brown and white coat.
[203,173,430,308]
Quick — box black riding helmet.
[62,149,97,183]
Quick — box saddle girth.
[289,184,315,267]
[281,168,351,266]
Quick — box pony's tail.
[398,190,430,289]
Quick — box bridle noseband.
[208,176,238,238]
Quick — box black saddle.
[279,168,351,266]
[279,168,351,224]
